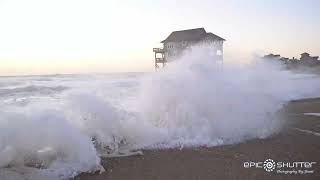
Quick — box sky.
[0,0,319,75]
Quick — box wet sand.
[76,98,320,180]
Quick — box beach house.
[153,28,225,69]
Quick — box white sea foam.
[1,47,320,179]
[304,113,320,117]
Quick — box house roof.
[263,54,281,58]
[161,28,225,43]
[204,33,226,41]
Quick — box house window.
[167,44,174,49]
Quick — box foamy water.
[1,48,320,179]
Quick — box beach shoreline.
[75,98,320,180]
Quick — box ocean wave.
[0,85,69,97]
[1,47,320,179]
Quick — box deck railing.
[153,48,165,53]
[155,58,166,63]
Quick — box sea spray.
[138,46,291,148]
[0,106,102,180]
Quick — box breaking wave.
[1,47,320,179]
[0,85,68,96]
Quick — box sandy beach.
[75,98,320,180]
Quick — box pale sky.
[0,0,319,75]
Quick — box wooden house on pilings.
[153,27,225,70]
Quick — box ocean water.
[1,48,320,179]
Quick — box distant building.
[262,52,320,68]
[153,28,225,69]
[300,52,319,61]
[300,52,319,66]
[300,52,310,59]
[263,54,281,60]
